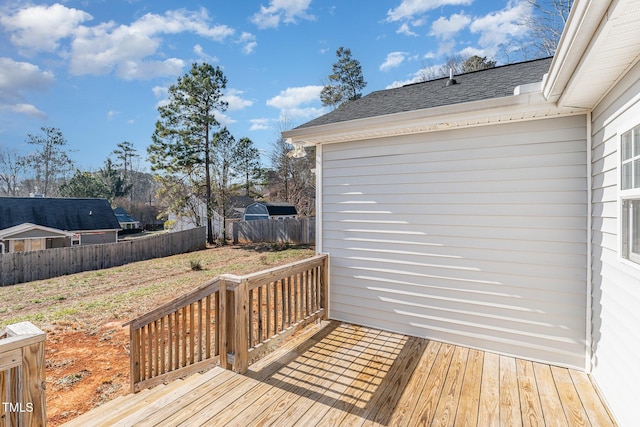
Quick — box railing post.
[2,322,46,427]
[321,255,329,320]
[130,328,141,393]
[218,278,230,370]
[233,279,249,374]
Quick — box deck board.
[62,321,617,427]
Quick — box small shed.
[243,202,297,221]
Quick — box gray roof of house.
[0,197,121,231]
[296,57,553,129]
[114,207,138,224]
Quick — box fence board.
[0,227,206,286]
[233,218,315,244]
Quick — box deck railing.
[125,254,328,392]
[0,322,46,427]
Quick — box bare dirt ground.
[0,243,315,426]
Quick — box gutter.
[543,0,612,104]
[284,91,583,146]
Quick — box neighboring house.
[0,197,121,253]
[283,0,640,424]
[167,198,224,239]
[113,207,141,230]
[243,202,298,221]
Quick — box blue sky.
[0,1,542,171]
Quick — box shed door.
[321,116,588,368]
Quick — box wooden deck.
[62,321,616,426]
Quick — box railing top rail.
[124,277,221,330]
[123,254,327,331]
[0,322,46,354]
[223,254,327,291]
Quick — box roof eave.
[542,0,611,105]
[284,92,584,146]
[543,0,640,110]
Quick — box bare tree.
[24,127,75,197]
[0,146,26,196]
[523,0,573,57]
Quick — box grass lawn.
[0,243,316,426]
[0,243,315,331]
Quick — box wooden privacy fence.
[0,322,46,427]
[125,254,328,393]
[233,217,315,244]
[0,227,206,286]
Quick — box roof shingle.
[297,57,553,129]
[0,198,121,231]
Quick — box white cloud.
[266,85,325,119]
[380,52,407,71]
[107,110,120,120]
[216,112,236,127]
[249,118,270,131]
[0,103,47,119]
[223,89,253,110]
[116,58,185,81]
[470,1,532,49]
[267,85,322,109]
[193,44,219,63]
[387,0,473,22]
[396,22,418,37]
[152,85,169,108]
[2,5,237,80]
[152,85,168,99]
[0,58,53,118]
[67,9,232,78]
[237,32,257,55]
[251,0,315,29]
[430,13,471,39]
[0,3,92,53]
[0,58,55,97]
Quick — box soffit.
[556,0,640,109]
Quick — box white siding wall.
[322,115,588,369]
[590,61,640,426]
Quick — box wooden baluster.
[266,283,271,340]
[167,312,173,372]
[274,280,279,335]
[189,303,195,365]
[206,295,212,359]
[181,306,187,368]
[160,317,166,374]
[197,299,203,362]
[146,323,153,379]
[281,279,286,332]
[250,288,255,347]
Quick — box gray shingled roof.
[0,198,121,231]
[297,57,553,129]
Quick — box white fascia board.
[542,0,612,104]
[0,223,74,239]
[283,92,584,146]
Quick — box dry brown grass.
[0,243,315,332]
[0,243,316,426]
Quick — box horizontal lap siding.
[322,115,587,368]
[590,61,640,426]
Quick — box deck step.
[61,371,213,427]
